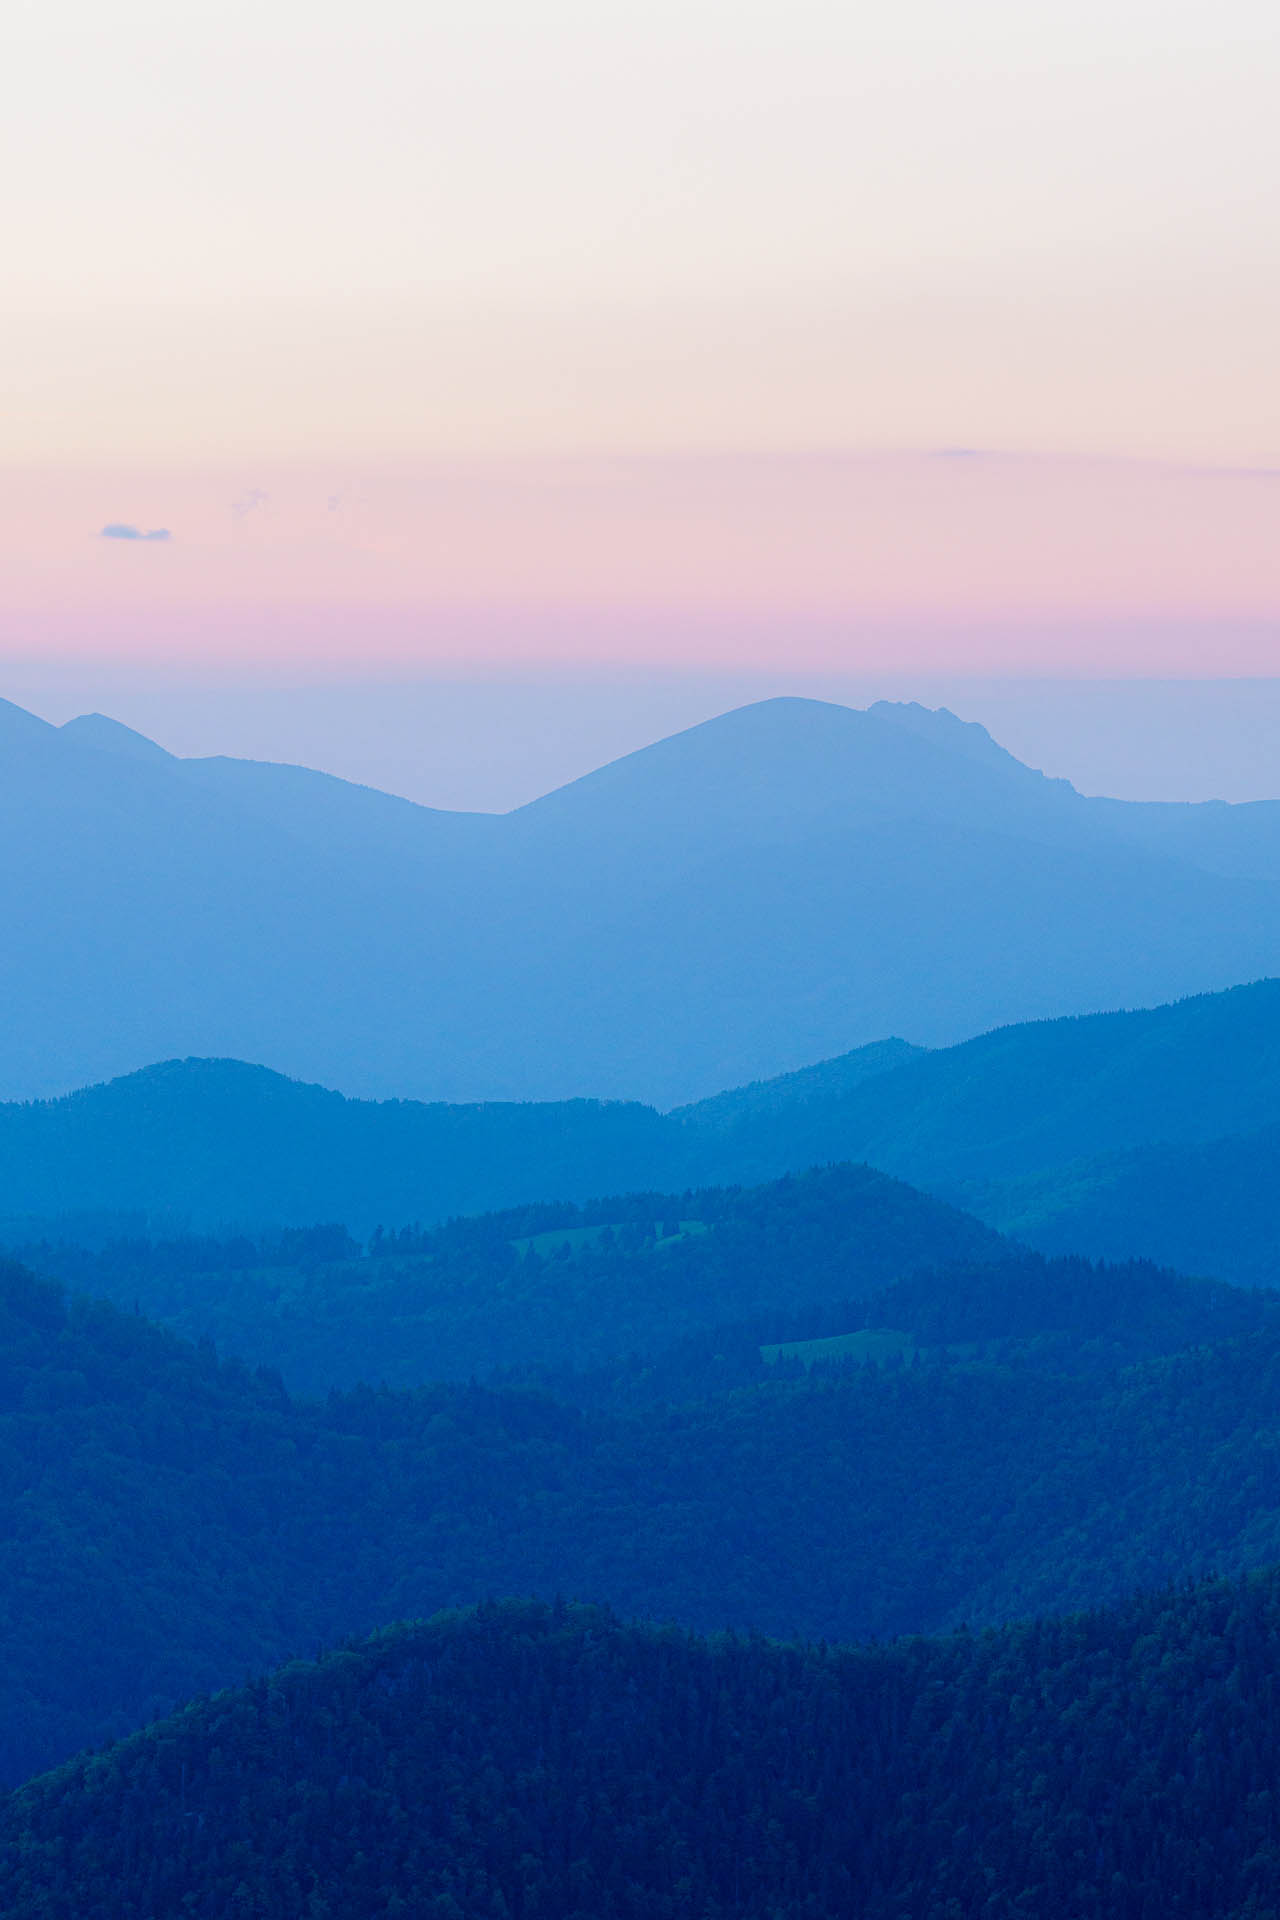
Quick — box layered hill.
[0,1056,674,1234]
[13,1162,1006,1391]
[6,1233,1280,1787]
[5,980,1280,1264]
[7,692,1280,1104]
[680,979,1280,1283]
[6,1584,1280,1919]
[681,976,1280,1190]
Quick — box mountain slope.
[680,977,1280,1190]
[7,692,1280,1104]
[6,1582,1280,1919]
[972,1122,1280,1288]
[683,1035,925,1131]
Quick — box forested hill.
[7,978,1280,1246]
[17,1163,1005,1392]
[0,1057,676,1233]
[7,1582,1280,1920]
[8,1244,1280,1788]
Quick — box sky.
[2,0,1278,725]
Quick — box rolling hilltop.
[7,692,1280,1105]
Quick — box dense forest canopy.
[6,1582,1280,1919]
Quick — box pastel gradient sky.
[3,0,1278,682]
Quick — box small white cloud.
[101,523,172,542]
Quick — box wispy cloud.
[101,523,171,542]
[231,489,269,520]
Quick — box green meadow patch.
[511,1220,708,1258]
[761,1327,916,1369]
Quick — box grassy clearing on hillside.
[761,1327,916,1368]
[760,1328,990,1370]
[511,1220,707,1257]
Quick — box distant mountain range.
[6,691,1280,1105]
[4,979,1280,1287]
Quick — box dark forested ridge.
[7,1584,1280,1920]
[9,1240,1280,1789]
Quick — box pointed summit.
[60,712,173,762]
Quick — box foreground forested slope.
[6,1583,1280,1919]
